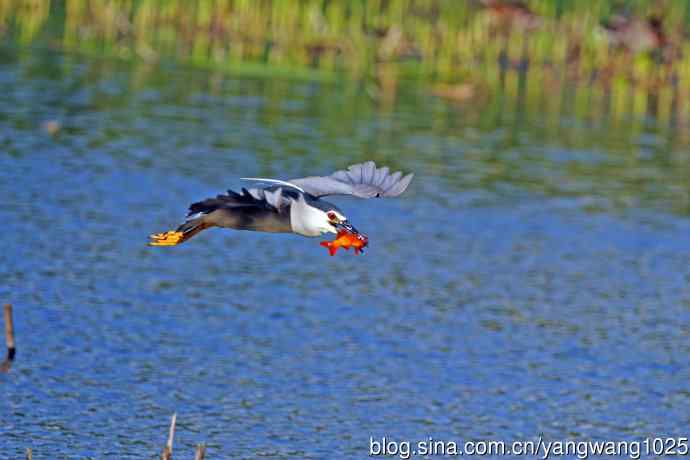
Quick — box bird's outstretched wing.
[287,161,414,198]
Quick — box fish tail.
[320,241,338,256]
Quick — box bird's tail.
[149,216,212,246]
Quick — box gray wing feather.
[374,166,389,186]
[244,186,291,210]
[290,161,413,198]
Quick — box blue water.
[2,47,690,458]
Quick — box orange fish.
[320,230,368,256]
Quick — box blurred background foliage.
[2,0,690,140]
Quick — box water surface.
[1,46,690,458]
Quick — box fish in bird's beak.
[321,221,369,256]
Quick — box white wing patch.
[240,177,305,193]
[240,186,292,210]
[185,212,204,221]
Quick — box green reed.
[2,0,690,127]
[0,1,683,75]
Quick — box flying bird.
[149,161,413,251]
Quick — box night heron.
[149,161,413,246]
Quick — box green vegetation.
[2,1,690,131]
[2,1,688,76]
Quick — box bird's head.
[290,195,361,237]
[324,209,361,235]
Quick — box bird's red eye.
[328,212,337,221]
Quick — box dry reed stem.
[160,413,177,460]
[1,303,15,372]
[194,443,207,460]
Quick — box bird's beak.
[335,220,360,235]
